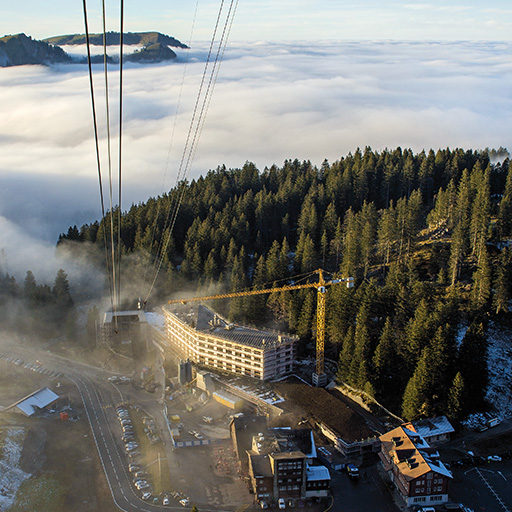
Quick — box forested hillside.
[6,146,512,423]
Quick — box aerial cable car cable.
[189,0,238,169]
[81,0,116,318]
[143,0,237,304]
[143,1,199,284]
[117,0,125,313]
[100,0,119,329]
[143,0,227,301]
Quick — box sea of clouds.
[0,39,511,282]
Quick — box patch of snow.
[0,427,30,511]
[485,322,512,419]
[463,322,512,429]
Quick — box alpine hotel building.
[163,304,298,380]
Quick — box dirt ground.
[1,375,117,512]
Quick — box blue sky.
[2,1,512,42]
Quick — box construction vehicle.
[168,269,354,386]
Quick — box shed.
[10,387,59,417]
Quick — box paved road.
[0,340,241,511]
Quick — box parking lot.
[448,458,512,512]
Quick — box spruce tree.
[447,371,466,424]
[458,322,488,411]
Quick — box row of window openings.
[278,485,300,491]
[415,487,443,494]
[415,479,443,486]
[413,496,443,504]
[169,325,293,357]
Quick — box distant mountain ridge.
[0,33,71,67]
[0,31,187,67]
[44,31,188,49]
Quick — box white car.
[278,498,286,509]
[180,498,190,506]
[163,497,170,505]
[487,455,502,462]
[142,492,152,500]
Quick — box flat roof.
[306,465,331,481]
[103,310,147,324]
[249,453,273,478]
[165,304,296,350]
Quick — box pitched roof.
[380,425,452,481]
[406,416,455,439]
[12,387,59,416]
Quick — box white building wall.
[164,308,295,380]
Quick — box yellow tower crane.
[167,269,354,386]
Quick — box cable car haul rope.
[80,1,239,322]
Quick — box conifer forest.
[4,146,512,423]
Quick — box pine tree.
[470,166,491,263]
[350,303,372,388]
[53,269,74,310]
[402,346,432,421]
[447,371,466,424]
[493,247,512,314]
[336,326,354,383]
[471,246,491,310]
[372,317,403,403]
[498,162,512,238]
[458,322,488,411]
[341,208,360,278]
[23,270,37,305]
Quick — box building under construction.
[163,304,298,380]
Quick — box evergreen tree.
[498,163,512,238]
[350,303,372,388]
[447,371,466,424]
[471,246,491,310]
[372,317,403,404]
[458,322,488,411]
[53,269,74,310]
[402,346,432,421]
[493,247,512,315]
[336,325,354,383]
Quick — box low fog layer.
[0,40,511,269]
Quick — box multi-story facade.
[231,416,330,505]
[163,304,297,380]
[379,425,452,508]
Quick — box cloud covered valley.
[0,39,511,283]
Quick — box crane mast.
[168,269,354,386]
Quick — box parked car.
[487,455,502,462]
[163,497,170,505]
[180,498,190,506]
[278,498,286,509]
[346,463,359,478]
[142,492,152,500]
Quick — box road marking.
[476,467,511,512]
[498,471,507,481]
